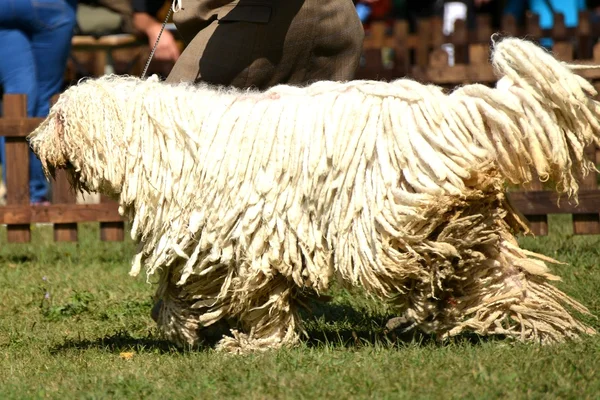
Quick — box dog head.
[28,75,145,196]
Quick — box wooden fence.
[354,11,600,236]
[0,11,599,243]
[355,11,600,83]
[0,94,123,243]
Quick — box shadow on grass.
[50,302,495,354]
[301,302,422,347]
[0,253,36,264]
[299,301,492,348]
[50,330,183,355]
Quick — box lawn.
[0,215,599,399]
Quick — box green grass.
[1,216,599,399]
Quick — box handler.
[151,0,364,324]
[165,0,365,88]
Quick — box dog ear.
[54,108,65,141]
[40,109,68,178]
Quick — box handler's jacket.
[165,0,365,88]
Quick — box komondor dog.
[29,37,599,352]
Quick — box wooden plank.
[451,19,468,65]
[71,34,141,49]
[362,30,374,51]
[358,49,384,80]
[500,15,519,37]
[551,13,568,41]
[0,118,45,137]
[429,49,449,69]
[93,49,108,77]
[410,64,496,84]
[525,13,542,40]
[516,174,546,236]
[572,212,600,235]
[576,11,592,59]
[552,41,574,62]
[594,43,600,69]
[430,16,444,48]
[507,190,600,215]
[100,195,124,241]
[42,94,78,242]
[69,50,97,78]
[370,22,391,80]
[2,94,31,242]
[357,23,387,80]
[111,46,146,76]
[0,203,122,224]
[392,20,409,77]
[468,44,490,67]
[415,19,431,68]
[567,66,600,80]
[410,63,600,85]
[100,221,125,242]
[52,170,78,241]
[572,145,600,234]
[525,214,548,236]
[475,15,493,44]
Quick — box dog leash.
[141,0,182,79]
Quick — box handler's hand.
[146,24,180,62]
[133,12,181,62]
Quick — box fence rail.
[0,12,599,242]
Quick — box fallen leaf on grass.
[119,351,134,360]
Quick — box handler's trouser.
[166,0,364,89]
[0,0,77,203]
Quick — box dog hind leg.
[216,273,302,353]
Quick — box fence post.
[572,74,600,234]
[416,19,431,68]
[3,94,31,242]
[475,15,493,44]
[451,19,468,65]
[100,195,124,241]
[357,22,387,81]
[525,13,542,41]
[518,190,548,236]
[392,20,409,78]
[500,15,519,37]
[46,94,78,242]
[512,18,548,235]
[572,145,600,234]
[52,169,78,241]
[551,13,568,42]
[577,11,593,60]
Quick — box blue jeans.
[0,0,77,203]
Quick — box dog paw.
[215,330,285,354]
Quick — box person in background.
[131,0,181,62]
[356,1,373,23]
[589,0,600,28]
[164,0,364,89]
[0,0,78,205]
[76,0,180,63]
[504,0,587,47]
[355,0,393,25]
